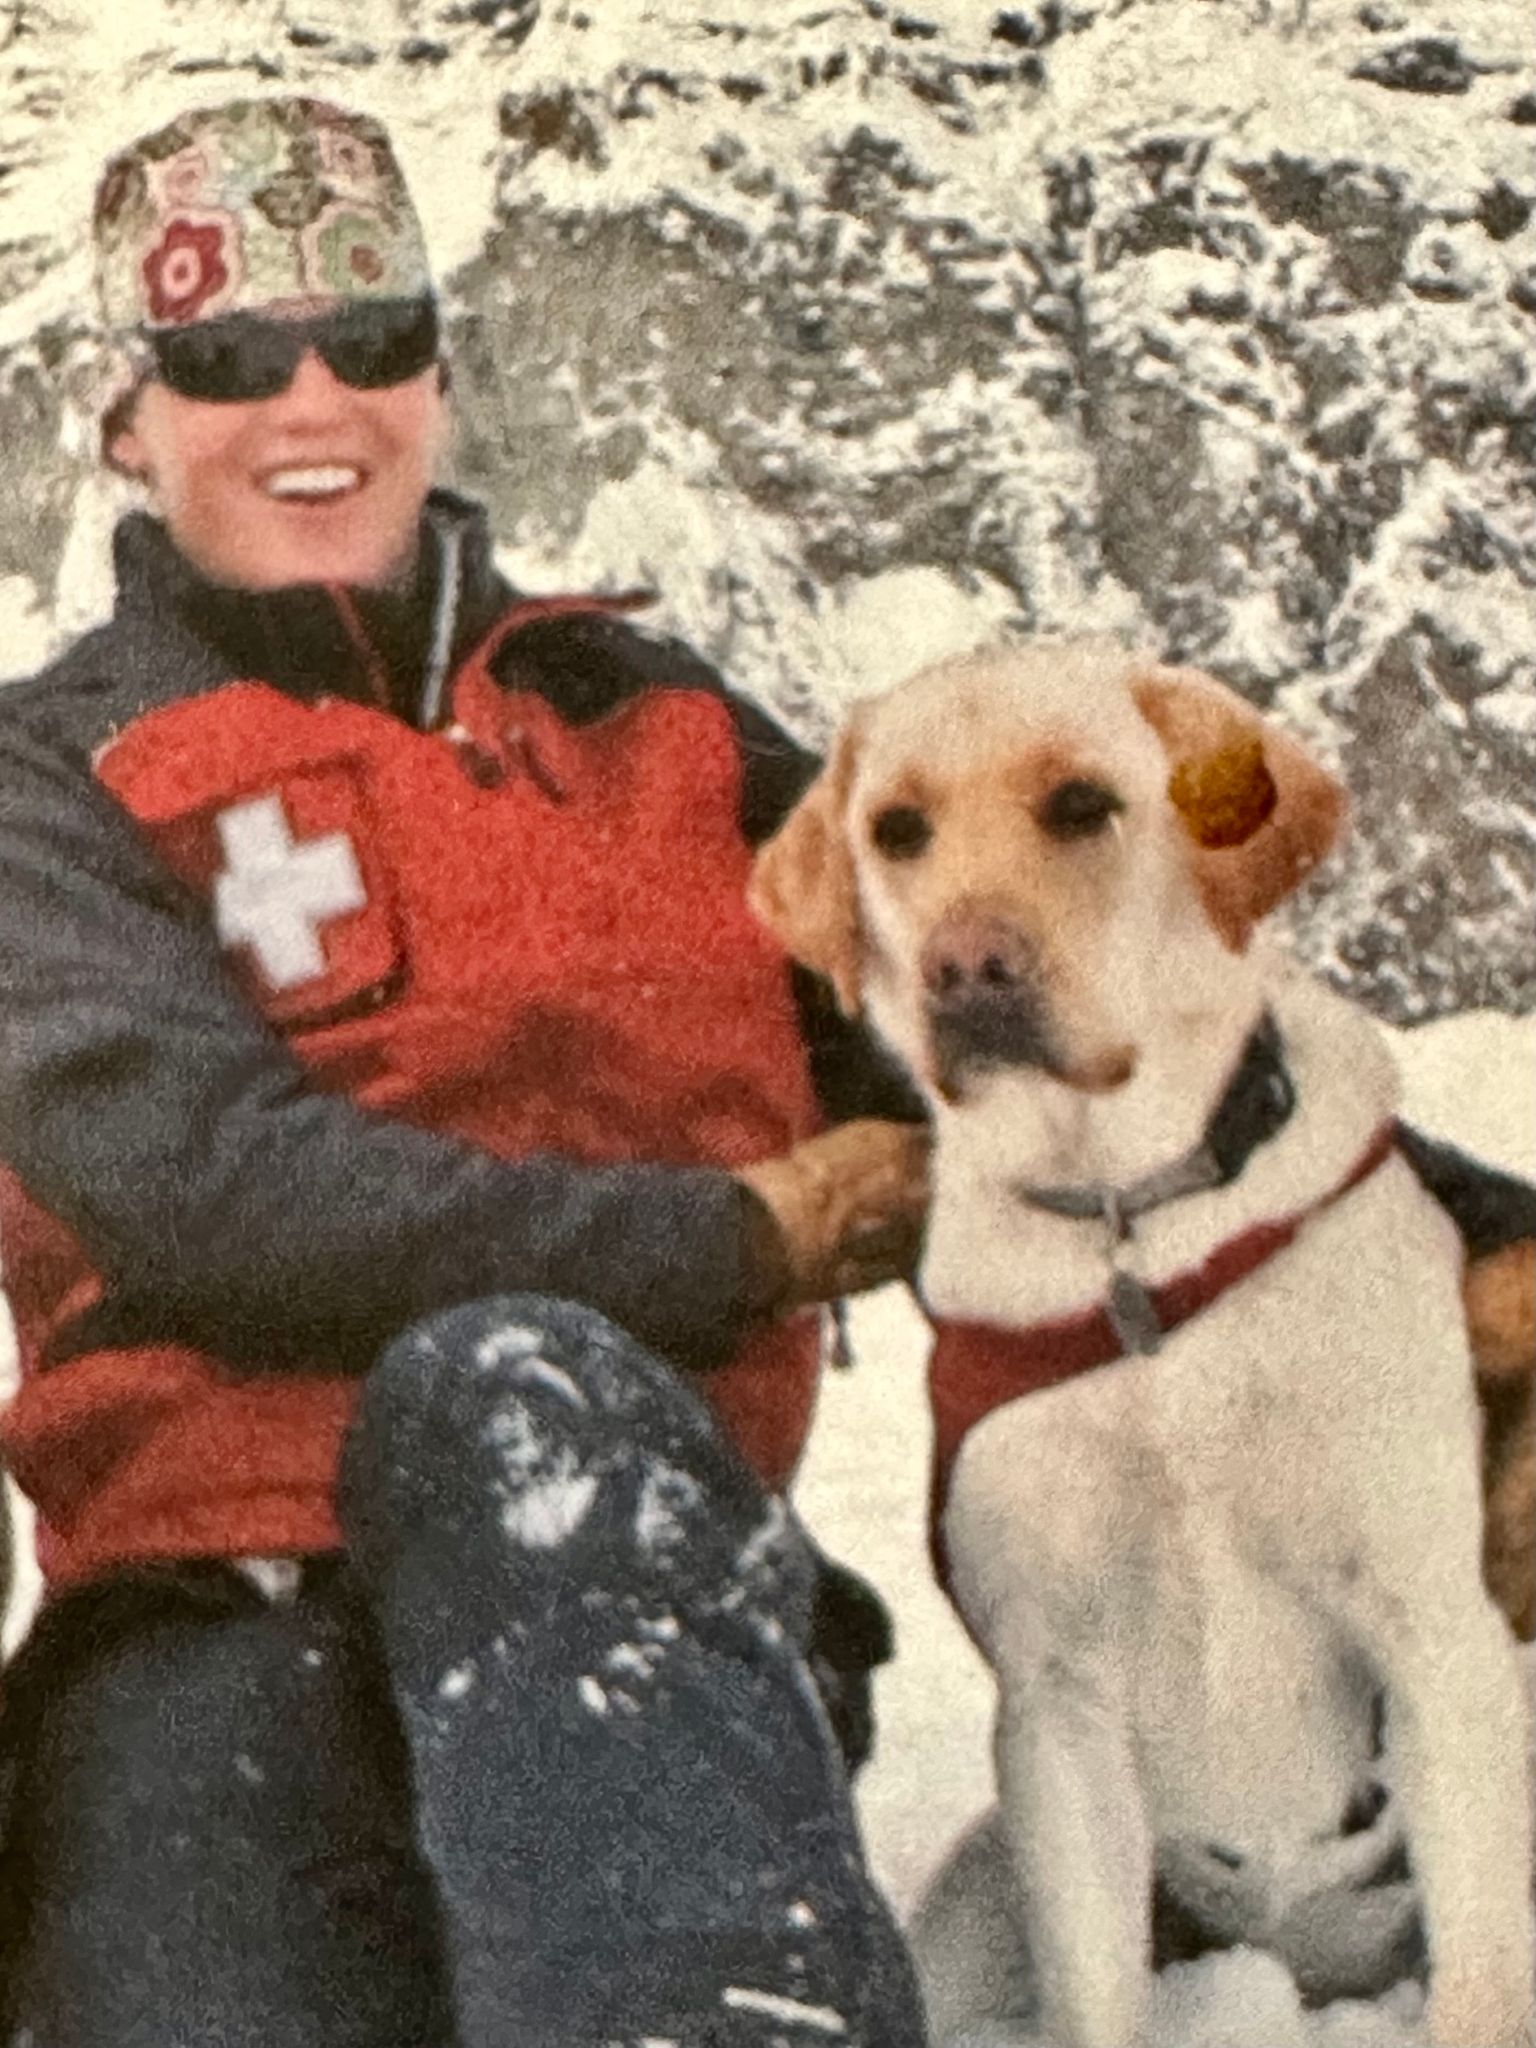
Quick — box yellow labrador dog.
[752,640,1535,2048]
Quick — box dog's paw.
[1275,1879,1421,2007]
[1153,1949,1304,2046]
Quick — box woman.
[0,96,931,2047]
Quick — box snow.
[480,1373,604,1548]
[438,1661,476,1701]
[4,0,1533,1005]
[473,1320,548,1367]
[720,1984,849,2035]
[603,1640,666,1683]
[633,1460,703,1557]
[823,565,1025,706]
[497,1466,599,1550]
[0,576,55,677]
[1146,1950,1424,2048]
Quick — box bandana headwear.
[93,97,434,333]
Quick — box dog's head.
[750,641,1346,1107]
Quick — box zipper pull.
[504,723,567,803]
[444,721,506,789]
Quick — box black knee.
[339,1295,812,1631]
[349,1294,735,1500]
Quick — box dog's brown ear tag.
[1167,737,1278,850]
[1134,664,1347,947]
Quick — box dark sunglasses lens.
[149,320,300,402]
[319,301,440,389]
[145,300,439,400]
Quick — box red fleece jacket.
[0,598,821,1589]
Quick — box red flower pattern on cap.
[96,102,433,333]
[142,219,230,324]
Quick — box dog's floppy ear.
[1130,664,1348,950]
[749,723,864,1016]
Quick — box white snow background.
[1,0,1534,2039]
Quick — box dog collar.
[928,1119,1401,1553]
[1013,1011,1297,1354]
[1014,1010,1296,1240]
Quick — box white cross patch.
[212,793,367,991]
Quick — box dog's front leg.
[1350,1582,1535,2047]
[992,1650,1153,2048]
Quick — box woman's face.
[109,334,449,592]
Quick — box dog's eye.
[1038,779,1124,841]
[871,804,932,860]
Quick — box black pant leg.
[0,1569,457,2048]
[339,1294,929,2048]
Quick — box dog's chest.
[922,1176,1109,1328]
[939,1155,1473,1572]
[940,1169,1473,1852]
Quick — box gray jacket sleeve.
[0,718,762,1374]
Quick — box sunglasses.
[142,297,441,404]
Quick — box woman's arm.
[0,716,763,1374]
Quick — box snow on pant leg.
[338,1294,929,2048]
[0,1568,458,2048]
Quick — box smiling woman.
[109,326,448,590]
[88,95,450,594]
[99,128,450,592]
[0,92,933,2048]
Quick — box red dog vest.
[1,600,822,1589]
[927,1123,1398,1581]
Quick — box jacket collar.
[110,488,515,725]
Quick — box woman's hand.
[736,1117,931,1318]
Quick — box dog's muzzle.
[920,909,1058,1094]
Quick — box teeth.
[264,465,362,499]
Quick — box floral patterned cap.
[93,97,434,331]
